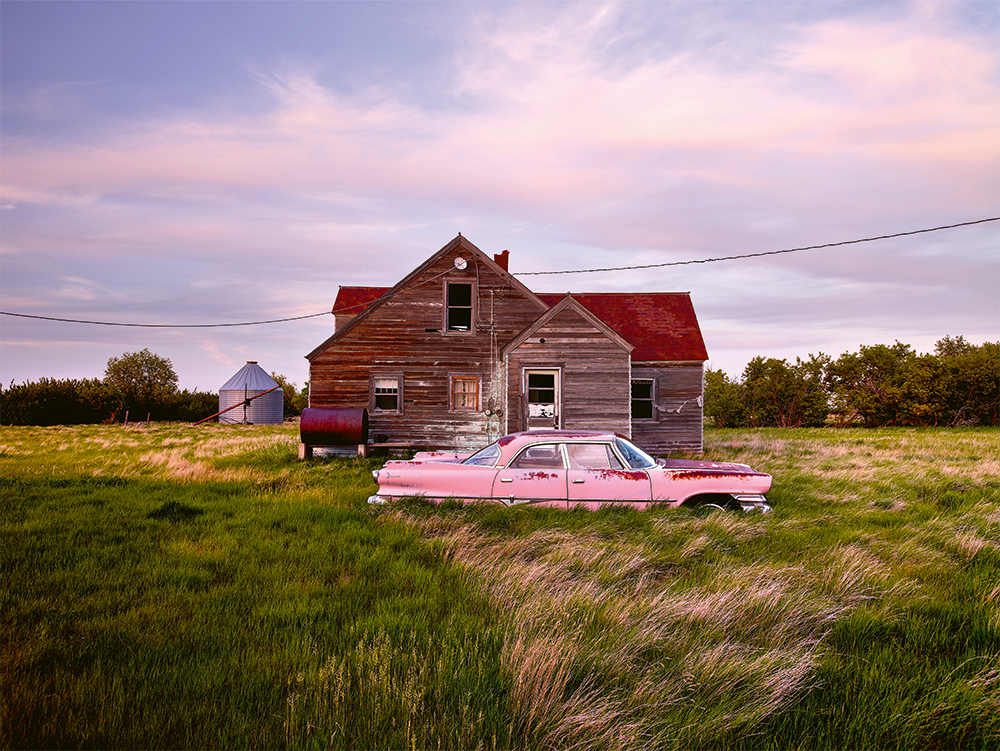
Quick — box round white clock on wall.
[454,256,468,270]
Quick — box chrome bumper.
[735,494,772,513]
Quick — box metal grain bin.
[218,361,283,424]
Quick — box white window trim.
[369,373,404,414]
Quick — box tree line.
[0,349,308,426]
[705,336,999,428]
[3,339,996,428]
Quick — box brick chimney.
[493,250,509,271]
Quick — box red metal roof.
[333,286,390,316]
[332,286,707,362]
[538,293,708,362]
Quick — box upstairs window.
[446,283,473,331]
[631,379,655,420]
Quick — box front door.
[523,369,560,430]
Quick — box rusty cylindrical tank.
[300,407,369,447]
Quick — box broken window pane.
[374,377,399,411]
[631,379,654,419]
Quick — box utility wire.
[2,217,996,327]
[513,217,1000,276]
[0,310,331,327]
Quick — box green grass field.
[2,424,998,750]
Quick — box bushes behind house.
[0,379,219,425]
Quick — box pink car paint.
[368,430,772,512]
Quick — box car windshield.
[614,437,657,469]
[463,441,501,466]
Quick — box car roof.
[496,430,620,454]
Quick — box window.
[451,376,480,411]
[371,375,402,413]
[615,437,657,469]
[566,443,625,470]
[463,441,500,466]
[527,372,556,405]
[512,444,564,469]
[631,379,655,420]
[446,282,473,331]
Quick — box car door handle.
[500,477,513,483]
[572,478,585,484]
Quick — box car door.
[492,442,568,507]
[565,442,652,509]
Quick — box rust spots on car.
[523,471,558,480]
[589,469,648,481]
[668,469,756,481]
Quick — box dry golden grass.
[382,427,1000,749]
[389,509,871,750]
[708,429,1000,490]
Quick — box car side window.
[566,443,625,470]
[511,443,564,469]
[615,438,656,469]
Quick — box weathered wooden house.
[306,235,708,453]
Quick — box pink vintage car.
[368,430,772,512]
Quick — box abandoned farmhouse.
[306,235,708,453]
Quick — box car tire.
[688,494,739,515]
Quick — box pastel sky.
[2,0,998,392]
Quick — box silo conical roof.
[220,361,279,391]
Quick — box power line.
[2,216,996,327]
[513,217,1000,276]
[0,310,331,327]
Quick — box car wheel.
[688,494,739,515]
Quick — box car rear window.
[566,443,625,470]
[511,444,564,469]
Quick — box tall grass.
[3,424,998,749]
[380,427,1000,750]
[2,424,510,749]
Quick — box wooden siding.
[504,306,631,435]
[309,246,545,450]
[631,362,704,454]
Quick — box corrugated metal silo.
[218,361,284,424]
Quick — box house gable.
[307,235,550,449]
[502,295,634,435]
[502,294,634,357]
[308,235,547,361]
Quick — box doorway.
[523,369,560,430]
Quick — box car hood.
[658,458,759,473]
